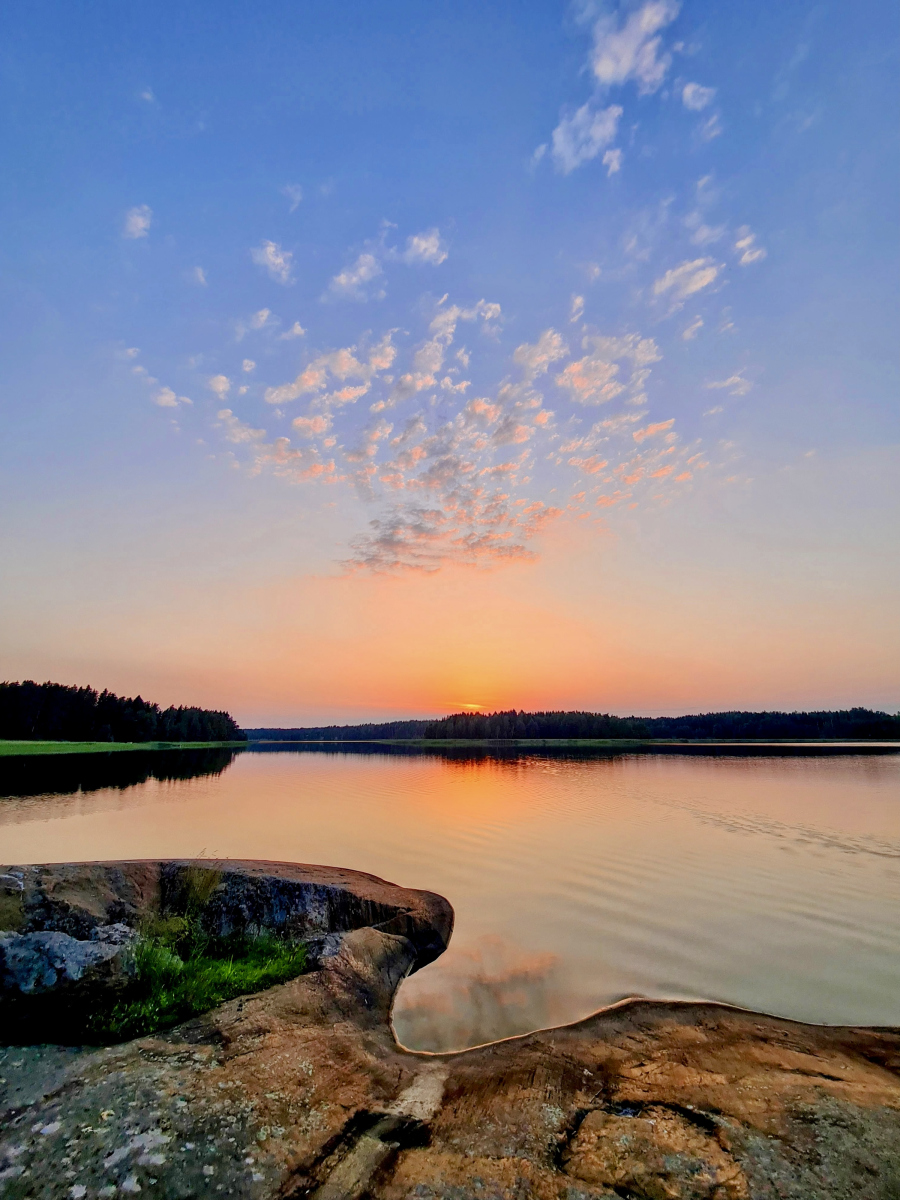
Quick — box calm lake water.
[1,747,898,1050]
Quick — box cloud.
[123,205,152,239]
[633,418,675,442]
[698,113,723,141]
[556,355,623,405]
[280,321,306,339]
[513,329,568,379]
[282,184,303,212]
[190,266,207,286]
[682,82,715,111]
[734,225,767,265]
[551,103,623,173]
[590,1,680,94]
[681,315,703,340]
[250,309,272,329]
[217,408,265,443]
[264,334,397,406]
[251,241,294,284]
[401,229,449,265]
[602,148,623,175]
[652,257,721,309]
[556,332,660,408]
[292,414,332,437]
[208,375,231,399]
[706,373,752,395]
[154,387,186,408]
[242,359,255,373]
[327,252,383,300]
[570,295,585,323]
[140,88,155,103]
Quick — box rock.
[0,931,130,994]
[0,860,898,1199]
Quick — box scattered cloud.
[652,257,721,310]
[603,148,623,175]
[282,184,304,212]
[590,0,680,94]
[140,88,155,103]
[513,329,568,378]
[551,103,623,173]
[190,266,207,286]
[280,321,306,339]
[208,374,231,399]
[327,252,383,301]
[123,205,152,239]
[706,373,752,396]
[154,388,178,408]
[242,359,256,373]
[698,113,723,140]
[633,418,675,442]
[570,295,585,323]
[401,229,449,265]
[682,82,715,111]
[251,241,294,285]
[217,408,266,443]
[734,225,767,265]
[681,316,703,341]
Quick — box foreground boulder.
[0,860,898,1199]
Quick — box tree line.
[420,708,900,741]
[245,720,429,741]
[0,680,246,743]
[245,708,899,742]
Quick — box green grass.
[87,863,306,1041]
[92,929,307,1041]
[0,739,247,756]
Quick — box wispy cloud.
[734,225,767,265]
[551,103,622,174]
[706,373,752,396]
[603,148,623,175]
[327,252,383,301]
[633,417,675,442]
[682,82,715,111]
[513,329,568,378]
[570,295,585,323]
[282,184,303,212]
[590,1,680,94]
[681,315,703,341]
[190,266,207,286]
[652,257,721,310]
[251,241,295,284]
[123,205,152,239]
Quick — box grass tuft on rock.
[89,918,307,1042]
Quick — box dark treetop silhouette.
[0,681,245,744]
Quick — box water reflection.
[394,935,566,1052]
[0,747,241,800]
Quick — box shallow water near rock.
[1,747,898,1050]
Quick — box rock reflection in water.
[394,935,567,1052]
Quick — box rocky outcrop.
[0,860,898,1199]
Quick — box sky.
[1,0,898,725]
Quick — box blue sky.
[1,0,898,721]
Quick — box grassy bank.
[0,739,247,756]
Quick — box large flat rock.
[0,860,898,1199]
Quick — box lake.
[1,746,898,1050]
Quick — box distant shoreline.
[2,737,897,759]
[0,740,247,757]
